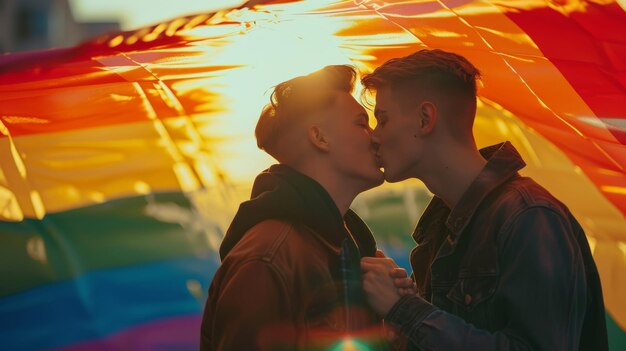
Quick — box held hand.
[361,257,403,316]
[390,268,417,296]
[373,250,416,295]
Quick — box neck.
[291,163,358,216]
[418,143,486,209]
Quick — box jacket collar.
[445,141,525,239]
[220,164,377,259]
[413,141,525,250]
[303,209,377,257]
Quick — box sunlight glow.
[165,5,367,180]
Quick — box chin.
[372,172,385,186]
[362,169,384,189]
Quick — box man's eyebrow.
[374,109,386,118]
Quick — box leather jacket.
[201,219,385,350]
[200,165,385,350]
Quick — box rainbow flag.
[1,0,625,349]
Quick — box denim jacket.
[385,142,608,350]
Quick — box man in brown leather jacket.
[359,49,608,350]
[200,65,409,350]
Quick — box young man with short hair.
[200,65,408,350]
[360,49,608,350]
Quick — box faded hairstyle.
[255,65,357,162]
[361,49,481,137]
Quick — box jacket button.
[464,294,472,305]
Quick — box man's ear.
[307,125,330,152]
[417,101,437,136]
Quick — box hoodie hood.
[219,164,377,260]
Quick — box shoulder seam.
[259,220,295,263]
[499,204,567,237]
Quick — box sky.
[69,0,247,30]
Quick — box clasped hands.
[361,250,417,317]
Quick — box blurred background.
[0,0,248,53]
[1,0,625,350]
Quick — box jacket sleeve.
[201,259,296,351]
[385,206,588,350]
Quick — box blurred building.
[0,0,120,53]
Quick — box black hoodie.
[219,164,380,331]
[220,164,378,260]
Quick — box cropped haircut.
[361,49,481,113]
[255,65,357,161]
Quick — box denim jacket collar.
[412,142,526,245]
[444,141,526,240]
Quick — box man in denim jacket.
[359,49,608,350]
